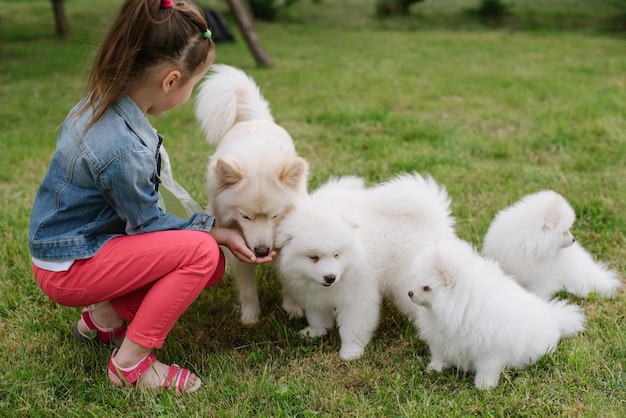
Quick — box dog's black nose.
[408,291,414,298]
[254,246,270,257]
[324,274,336,284]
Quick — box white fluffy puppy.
[195,64,309,324]
[275,173,456,360]
[482,190,622,299]
[408,238,586,389]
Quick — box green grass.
[1,0,625,416]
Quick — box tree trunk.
[51,0,69,37]
[226,0,274,68]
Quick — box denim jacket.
[29,94,214,261]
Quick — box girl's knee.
[196,230,219,253]
[206,248,226,288]
[190,232,224,282]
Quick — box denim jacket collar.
[113,94,161,154]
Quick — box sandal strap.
[108,349,157,387]
[162,364,193,393]
[175,367,192,393]
[162,364,181,390]
[81,308,127,343]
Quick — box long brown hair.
[77,0,213,130]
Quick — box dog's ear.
[278,157,309,191]
[215,156,245,188]
[433,248,459,288]
[543,191,574,231]
[543,198,561,231]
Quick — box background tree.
[227,0,274,67]
[51,0,69,37]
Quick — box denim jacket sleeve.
[98,146,214,234]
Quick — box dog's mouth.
[253,245,272,258]
[320,275,337,287]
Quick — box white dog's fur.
[407,238,586,389]
[275,173,457,360]
[482,190,622,299]
[195,64,309,324]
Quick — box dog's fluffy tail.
[561,243,623,299]
[371,172,456,232]
[547,299,586,338]
[195,64,274,145]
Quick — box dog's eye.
[308,255,319,262]
[422,286,431,292]
[334,254,339,258]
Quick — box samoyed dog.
[195,64,309,324]
[482,190,622,300]
[274,173,457,360]
[407,238,586,389]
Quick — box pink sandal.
[108,349,202,393]
[72,308,127,347]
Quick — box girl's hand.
[210,227,276,264]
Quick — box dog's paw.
[339,346,364,361]
[282,294,305,318]
[426,358,445,372]
[240,308,261,325]
[299,326,327,338]
[474,372,500,390]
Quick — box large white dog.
[274,173,457,360]
[482,190,622,299]
[408,237,586,389]
[195,64,309,324]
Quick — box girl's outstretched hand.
[209,227,276,264]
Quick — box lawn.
[1,0,625,416]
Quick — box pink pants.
[32,230,226,349]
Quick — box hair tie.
[203,29,212,39]
[161,0,173,9]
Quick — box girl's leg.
[34,230,225,348]
[33,230,226,391]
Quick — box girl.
[28,0,270,393]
